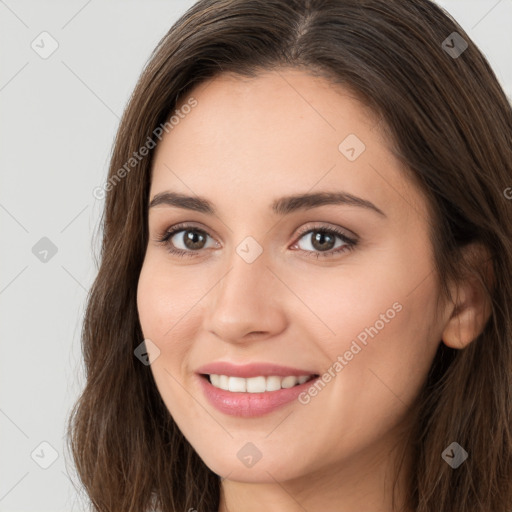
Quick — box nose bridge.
[204,239,286,340]
[217,242,271,314]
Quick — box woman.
[67,0,512,511]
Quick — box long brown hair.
[66,1,512,510]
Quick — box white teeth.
[266,375,282,391]
[281,376,297,389]
[219,374,229,390]
[208,374,314,392]
[228,376,246,392]
[246,376,266,393]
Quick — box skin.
[136,68,489,512]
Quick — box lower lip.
[197,374,319,417]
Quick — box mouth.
[196,367,321,417]
[194,361,321,417]
[199,373,319,393]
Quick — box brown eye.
[156,224,217,257]
[309,231,336,251]
[292,225,358,259]
[178,229,208,250]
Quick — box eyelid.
[153,221,356,242]
[153,221,218,242]
[293,222,358,242]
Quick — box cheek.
[313,280,439,437]
[136,260,203,429]
[288,249,440,421]
[277,254,425,355]
[137,257,194,428]
[136,258,198,395]
[136,255,204,343]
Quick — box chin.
[196,448,308,483]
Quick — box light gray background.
[1,1,511,511]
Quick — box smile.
[194,362,321,417]
[205,374,315,392]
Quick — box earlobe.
[441,244,493,350]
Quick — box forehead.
[151,69,428,222]
[171,69,381,146]
[176,69,382,125]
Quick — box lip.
[197,374,319,417]
[195,361,319,378]
[195,362,320,418]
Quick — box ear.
[441,243,494,350]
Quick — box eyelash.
[154,222,358,259]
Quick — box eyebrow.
[149,191,386,217]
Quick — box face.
[137,68,445,484]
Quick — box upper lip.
[195,361,319,378]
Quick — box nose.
[203,246,288,344]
